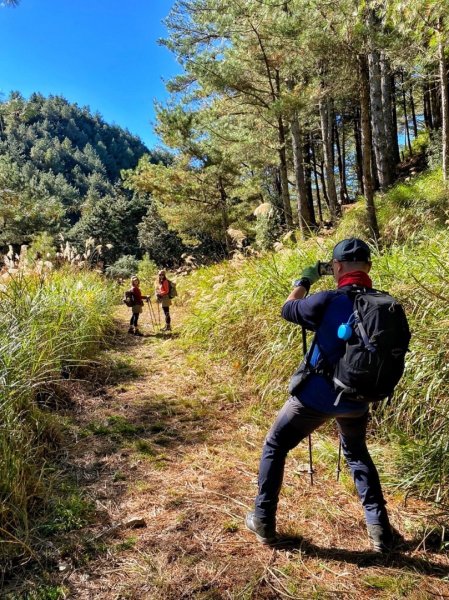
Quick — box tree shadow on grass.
[126,395,211,448]
[111,319,180,342]
[272,535,449,579]
[76,390,212,459]
[141,331,181,339]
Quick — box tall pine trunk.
[278,115,294,229]
[303,137,317,226]
[218,177,231,256]
[334,119,349,204]
[353,108,365,195]
[438,19,449,180]
[272,168,286,225]
[319,94,339,219]
[423,81,434,130]
[290,115,312,236]
[311,136,324,222]
[368,47,392,188]
[410,87,418,138]
[401,70,413,155]
[272,69,294,229]
[359,54,379,240]
[430,76,442,130]
[381,55,400,168]
[371,144,380,190]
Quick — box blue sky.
[0,0,179,149]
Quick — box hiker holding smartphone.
[246,238,410,553]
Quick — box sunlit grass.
[0,269,115,565]
[181,168,449,505]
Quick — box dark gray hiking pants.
[254,396,389,528]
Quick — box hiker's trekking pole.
[146,298,156,332]
[336,437,342,482]
[156,298,161,328]
[308,430,314,486]
[146,298,152,325]
[148,296,160,333]
[302,325,314,486]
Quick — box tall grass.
[0,269,116,563]
[182,169,449,504]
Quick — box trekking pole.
[336,437,342,482]
[146,298,156,332]
[302,325,314,486]
[307,430,314,486]
[146,298,153,331]
[148,296,160,333]
[156,299,161,328]
[152,299,159,329]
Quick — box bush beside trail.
[182,169,449,508]
[0,270,116,568]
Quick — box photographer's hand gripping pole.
[302,326,314,486]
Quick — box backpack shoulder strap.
[310,287,360,375]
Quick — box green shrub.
[412,130,430,156]
[254,204,283,250]
[28,231,57,263]
[377,169,448,245]
[137,253,158,290]
[105,254,139,279]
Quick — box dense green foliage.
[0,270,116,566]
[182,168,449,505]
[137,203,186,266]
[124,0,449,251]
[0,92,181,264]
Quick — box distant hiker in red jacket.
[126,276,148,336]
[156,270,172,331]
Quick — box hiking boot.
[161,325,171,332]
[367,524,403,553]
[128,327,134,334]
[245,512,278,544]
[134,329,144,337]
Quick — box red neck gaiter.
[338,270,373,289]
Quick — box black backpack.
[123,290,135,307]
[328,288,411,403]
[168,280,178,299]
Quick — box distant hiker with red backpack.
[124,276,149,336]
[156,270,176,331]
[246,238,411,553]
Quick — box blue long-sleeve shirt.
[282,290,368,414]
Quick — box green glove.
[301,262,321,285]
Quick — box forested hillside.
[0,93,179,263]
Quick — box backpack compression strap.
[353,309,376,353]
[333,378,357,406]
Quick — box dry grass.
[5,304,449,599]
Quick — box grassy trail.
[18,304,449,599]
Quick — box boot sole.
[254,533,279,544]
[245,516,278,545]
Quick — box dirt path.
[25,306,449,599]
